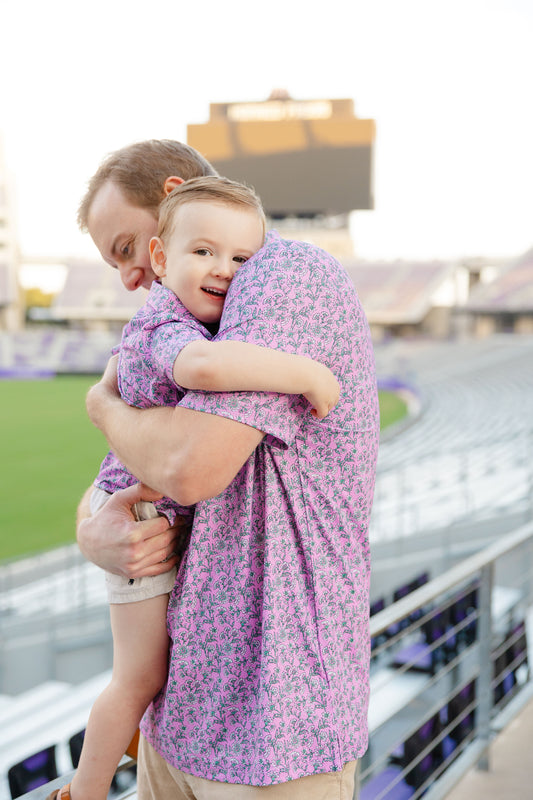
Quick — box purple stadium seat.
[360,766,415,799]
[8,745,58,798]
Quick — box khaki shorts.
[137,734,358,800]
[90,486,177,604]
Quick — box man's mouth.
[202,287,226,298]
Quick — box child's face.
[88,181,159,291]
[150,201,264,324]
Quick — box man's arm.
[86,357,264,507]
[174,340,340,419]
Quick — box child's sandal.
[125,728,140,760]
[46,783,71,800]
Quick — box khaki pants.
[137,735,358,800]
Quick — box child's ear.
[163,176,185,196]
[150,237,167,277]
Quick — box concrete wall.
[0,605,112,695]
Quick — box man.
[78,141,379,799]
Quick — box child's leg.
[69,595,170,800]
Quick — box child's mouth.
[202,288,226,298]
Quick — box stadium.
[1,94,532,800]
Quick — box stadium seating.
[51,260,145,320]
[359,765,414,800]
[493,621,529,707]
[465,247,533,312]
[0,329,118,375]
[68,730,85,770]
[446,680,477,749]
[343,259,454,324]
[0,674,111,800]
[391,608,455,675]
[7,746,57,798]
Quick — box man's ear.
[150,237,167,277]
[163,176,185,196]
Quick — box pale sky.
[1,0,532,275]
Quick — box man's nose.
[119,263,145,291]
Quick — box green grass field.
[378,389,409,429]
[0,377,108,562]
[0,378,406,562]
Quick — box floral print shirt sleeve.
[140,232,380,785]
[94,282,210,523]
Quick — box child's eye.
[121,241,132,257]
[233,256,248,264]
[195,248,211,256]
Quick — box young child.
[49,177,339,800]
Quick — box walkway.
[445,695,533,800]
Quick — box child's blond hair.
[158,176,266,243]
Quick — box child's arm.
[174,340,340,419]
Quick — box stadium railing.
[360,518,533,800]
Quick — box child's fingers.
[311,403,326,419]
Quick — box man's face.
[88,181,158,291]
[150,201,264,324]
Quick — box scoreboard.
[187,95,375,218]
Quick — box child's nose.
[213,258,233,279]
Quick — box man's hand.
[77,483,189,578]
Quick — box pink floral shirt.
[95,282,209,523]
[140,232,380,785]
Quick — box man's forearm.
[86,378,264,506]
[87,381,182,497]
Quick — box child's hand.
[303,363,340,419]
